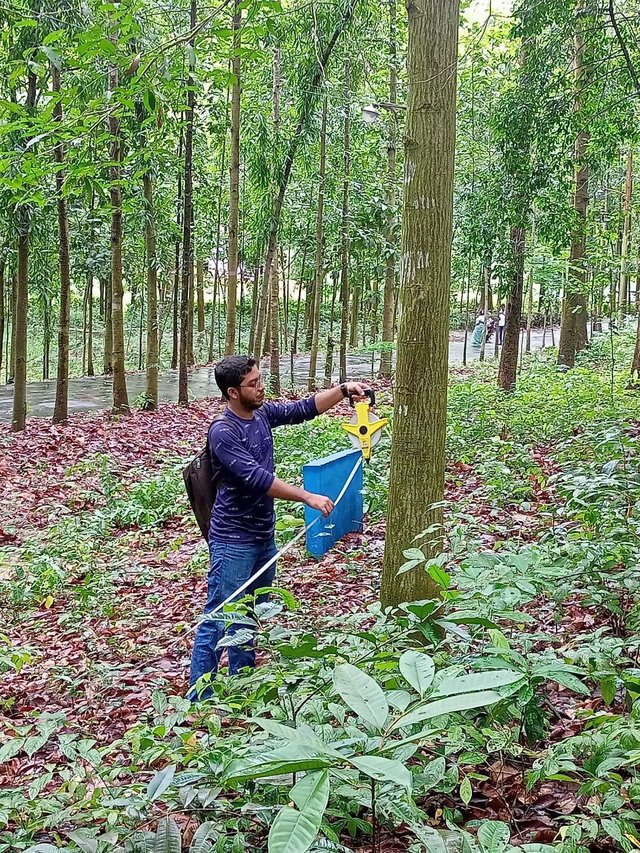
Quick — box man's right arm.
[211,424,334,517]
[267,478,334,517]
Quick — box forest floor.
[1,336,639,853]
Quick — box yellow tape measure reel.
[341,389,389,461]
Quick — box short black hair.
[215,355,256,399]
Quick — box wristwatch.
[340,382,349,398]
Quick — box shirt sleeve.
[209,421,275,495]
[263,395,319,428]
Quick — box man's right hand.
[304,492,334,517]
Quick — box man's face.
[234,365,265,409]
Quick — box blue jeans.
[189,537,277,699]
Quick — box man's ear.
[227,387,239,400]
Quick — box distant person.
[499,305,506,345]
[189,355,367,699]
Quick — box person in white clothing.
[498,305,506,345]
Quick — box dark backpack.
[183,415,225,541]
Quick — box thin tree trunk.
[498,227,525,391]
[381,0,459,607]
[142,161,159,409]
[308,96,328,390]
[379,0,397,378]
[526,266,533,352]
[196,259,205,333]
[172,127,184,370]
[619,147,633,320]
[12,71,36,432]
[43,296,50,380]
[558,7,589,367]
[253,1,355,362]
[479,260,490,362]
[52,65,72,422]
[210,95,229,361]
[187,258,195,365]
[179,0,197,405]
[269,45,282,394]
[103,276,112,373]
[339,59,350,383]
[86,274,94,376]
[225,0,242,354]
[8,274,16,384]
[109,53,130,414]
[0,257,5,377]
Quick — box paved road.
[0,328,555,422]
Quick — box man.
[189,355,367,699]
[499,305,506,345]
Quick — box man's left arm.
[313,382,367,415]
[264,382,368,427]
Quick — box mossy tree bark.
[225,0,241,355]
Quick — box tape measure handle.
[348,388,376,408]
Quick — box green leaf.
[41,45,62,69]
[402,548,425,561]
[418,756,446,789]
[190,821,218,853]
[390,690,502,731]
[600,674,617,706]
[333,663,389,731]
[349,755,411,792]
[68,833,97,853]
[435,670,524,697]
[460,776,472,805]
[147,764,176,801]
[154,817,181,853]
[24,847,61,853]
[399,650,435,696]
[545,670,590,696]
[268,771,329,853]
[426,562,451,589]
[477,820,510,853]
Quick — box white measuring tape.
[186,453,364,640]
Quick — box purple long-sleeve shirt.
[208,396,319,543]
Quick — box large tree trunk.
[12,71,36,432]
[379,0,398,378]
[498,227,525,391]
[558,7,589,368]
[269,46,282,393]
[380,0,459,607]
[619,147,633,321]
[308,97,328,390]
[52,66,72,423]
[179,0,197,405]
[225,1,241,355]
[109,55,130,414]
[252,1,355,361]
[338,59,350,383]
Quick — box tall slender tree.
[12,70,37,433]
[338,59,350,383]
[225,0,241,355]
[381,0,460,607]
[178,0,197,405]
[308,96,328,390]
[52,63,72,424]
[379,0,398,378]
[558,4,590,368]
